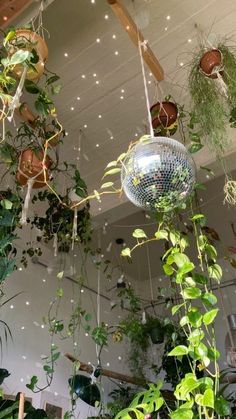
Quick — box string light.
[10,305,14,309]
[96,38,101,43]
[84,124,87,128]
[188,38,192,43]
[104,14,109,19]
[71,106,74,111]
[120,96,124,100]
[41,324,45,329]
[166,15,171,20]
[115,51,119,55]
[81,289,84,293]
[18,267,23,271]
[95,80,100,85]
[98,114,102,119]
[82,74,86,79]
[77,97,80,101]
[21,326,25,330]
[112,34,116,39]
[26,301,30,306]
[96,143,100,147]
[93,73,97,77]
[64,52,68,57]
[42,278,46,282]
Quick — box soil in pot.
[150,101,178,129]
[16,149,52,188]
[199,49,223,78]
[12,29,48,81]
[149,326,164,344]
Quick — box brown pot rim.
[15,29,49,61]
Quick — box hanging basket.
[150,101,178,129]
[16,149,52,189]
[12,29,48,81]
[199,49,223,79]
[68,374,101,407]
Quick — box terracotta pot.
[16,149,52,189]
[199,49,222,78]
[150,101,178,129]
[16,103,37,127]
[12,29,48,81]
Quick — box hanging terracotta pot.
[12,29,48,81]
[150,101,178,129]
[16,103,37,128]
[199,49,223,79]
[16,149,52,189]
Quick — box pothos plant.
[116,213,230,418]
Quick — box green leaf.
[46,75,60,85]
[215,395,231,416]
[57,271,64,279]
[121,248,131,257]
[180,316,189,327]
[169,231,180,246]
[189,143,204,153]
[168,345,188,356]
[10,49,30,65]
[3,30,16,46]
[132,229,147,239]
[103,168,121,178]
[26,375,38,391]
[94,189,101,202]
[155,230,168,240]
[203,388,214,408]
[173,253,190,268]
[171,409,193,419]
[182,287,201,299]
[1,199,13,210]
[101,182,114,189]
[193,273,208,285]
[208,264,222,281]
[205,244,217,261]
[106,160,117,168]
[117,152,126,162]
[24,79,41,94]
[56,287,64,297]
[202,292,217,306]
[0,401,19,418]
[191,214,205,222]
[188,308,202,328]
[0,258,16,282]
[163,264,174,276]
[203,308,218,325]
[172,303,184,315]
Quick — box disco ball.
[121,136,195,212]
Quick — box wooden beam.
[107,0,164,82]
[65,353,175,402]
[65,353,146,386]
[0,0,32,29]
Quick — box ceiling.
[11,0,236,220]
[8,0,236,283]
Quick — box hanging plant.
[31,170,92,252]
[188,41,236,157]
[16,148,52,188]
[150,99,178,136]
[7,29,48,81]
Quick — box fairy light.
[98,114,102,119]
[112,34,116,39]
[96,143,100,147]
[81,289,84,293]
[21,326,25,330]
[77,97,80,101]
[3,16,8,22]
[71,106,74,111]
[96,38,101,43]
[41,324,45,329]
[84,124,87,128]
[26,301,30,306]
[180,62,184,66]
[22,355,27,360]
[166,15,171,20]
[93,73,97,77]
[115,51,119,55]
[188,38,192,43]
[120,96,124,100]
[64,52,68,57]
[10,305,14,309]
[165,27,168,31]
[121,89,125,93]
[96,80,100,85]
[42,278,46,282]
[104,14,109,19]
[82,74,86,79]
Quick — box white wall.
[0,246,130,418]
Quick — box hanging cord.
[53,233,58,257]
[138,39,154,137]
[96,231,102,365]
[20,178,34,225]
[146,243,154,301]
[71,130,83,250]
[8,66,28,123]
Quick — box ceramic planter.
[199,49,222,78]
[12,29,48,81]
[69,374,101,407]
[150,101,178,129]
[16,149,52,188]
[16,103,37,127]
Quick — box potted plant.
[150,99,178,135]
[188,41,236,157]
[31,170,92,252]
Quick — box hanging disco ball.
[121,136,195,212]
